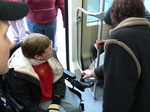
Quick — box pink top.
[14,0,65,23]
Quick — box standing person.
[7,0,27,44]
[14,0,65,51]
[8,18,27,44]
[0,1,29,112]
[6,33,82,112]
[81,0,150,111]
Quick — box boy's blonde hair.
[21,33,51,58]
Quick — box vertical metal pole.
[93,0,105,101]
[96,0,105,68]
[65,0,70,70]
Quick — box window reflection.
[87,0,113,23]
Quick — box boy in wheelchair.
[5,33,82,112]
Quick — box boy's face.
[35,45,54,61]
[0,20,13,75]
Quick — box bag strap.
[104,39,141,78]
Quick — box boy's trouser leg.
[60,87,82,112]
[39,87,82,112]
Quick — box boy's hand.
[47,104,59,112]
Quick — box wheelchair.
[0,41,94,112]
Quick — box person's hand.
[47,104,59,112]
[96,40,106,49]
[47,95,60,112]
[80,70,93,79]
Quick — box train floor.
[77,81,103,112]
[66,80,103,112]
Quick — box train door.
[65,0,113,78]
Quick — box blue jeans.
[26,18,57,50]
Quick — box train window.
[87,0,113,23]
[86,0,150,24]
[144,0,150,12]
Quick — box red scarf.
[32,61,54,102]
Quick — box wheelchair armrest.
[64,69,76,80]
[72,78,94,91]
[63,69,94,91]
[5,93,24,111]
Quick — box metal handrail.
[75,3,105,72]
